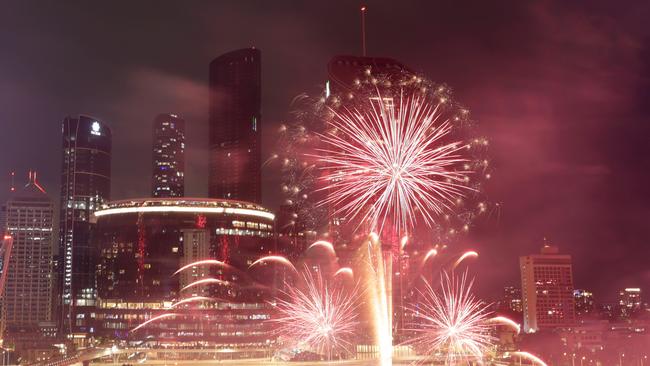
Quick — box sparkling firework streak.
[453,250,479,270]
[489,316,521,334]
[249,255,298,273]
[334,267,353,278]
[511,351,548,366]
[172,259,230,276]
[307,240,336,256]
[180,278,229,292]
[131,313,178,332]
[169,296,217,309]
[273,268,359,358]
[423,248,439,265]
[407,272,494,364]
[316,88,475,234]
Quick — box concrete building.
[520,244,575,332]
[3,172,54,335]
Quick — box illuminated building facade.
[208,48,261,203]
[3,172,54,334]
[94,198,276,350]
[152,113,185,197]
[574,289,595,317]
[619,288,642,318]
[520,244,576,333]
[59,115,111,335]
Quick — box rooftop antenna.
[360,5,367,56]
[9,171,15,192]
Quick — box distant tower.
[520,243,576,332]
[152,113,185,197]
[3,172,54,336]
[208,48,262,203]
[58,115,111,336]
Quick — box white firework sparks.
[407,271,495,364]
[317,88,475,234]
[272,268,359,358]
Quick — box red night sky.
[0,0,648,300]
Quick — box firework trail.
[512,351,548,366]
[272,267,360,359]
[406,271,495,364]
[131,313,178,333]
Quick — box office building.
[208,48,261,203]
[520,244,576,333]
[152,113,185,197]
[59,115,111,336]
[3,172,54,334]
[94,198,275,353]
[619,288,642,318]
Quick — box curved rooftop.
[94,197,274,221]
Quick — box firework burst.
[273,71,490,242]
[317,89,474,235]
[272,267,360,359]
[407,271,495,364]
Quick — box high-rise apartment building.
[520,244,576,333]
[59,115,111,335]
[152,113,185,197]
[3,172,54,334]
[208,48,261,203]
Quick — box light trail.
[453,250,478,269]
[512,351,548,366]
[334,267,354,278]
[422,248,438,264]
[168,296,216,308]
[489,316,521,334]
[307,240,336,256]
[180,278,229,292]
[131,313,178,332]
[249,255,298,273]
[172,259,229,276]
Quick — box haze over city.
[0,1,648,365]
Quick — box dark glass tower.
[208,48,261,203]
[152,113,185,197]
[58,115,111,336]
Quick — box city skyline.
[0,1,649,301]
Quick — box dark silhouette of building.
[208,48,261,203]
[327,55,413,94]
[58,115,111,337]
[152,113,185,197]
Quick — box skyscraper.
[520,244,576,333]
[326,55,414,339]
[58,115,111,336]
[3,172,54,335]
[208,48,261,203]
[152,113,185,197]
